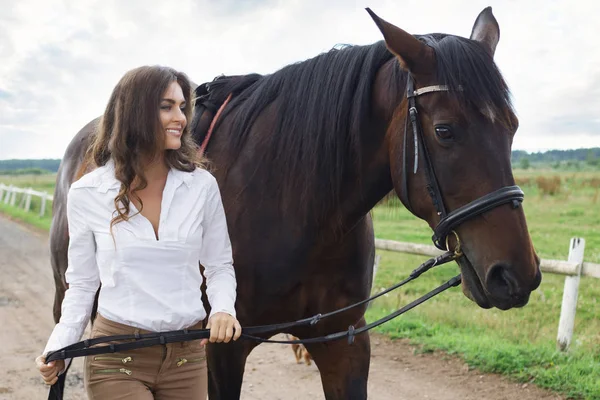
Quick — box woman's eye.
[434,125,454,141]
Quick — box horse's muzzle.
[484,262,542,310]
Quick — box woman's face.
[160,81,187,151]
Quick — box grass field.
[1,169,599,399]
[0,173,57,195]
[373,170,600,263]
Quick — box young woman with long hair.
[35,65,240,399]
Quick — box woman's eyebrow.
[161,98,186,105]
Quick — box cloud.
[0,0,599,160]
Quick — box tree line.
[0,159,61,174]
[0,148,598,174]
[511,148,599,164]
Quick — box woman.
[35,65,241,399]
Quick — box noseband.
[399,75,525,250]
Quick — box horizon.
[1,147,599,163]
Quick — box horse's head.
[368,7,541,310]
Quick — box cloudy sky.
[1,0,598,160]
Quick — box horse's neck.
[334,59,409,232]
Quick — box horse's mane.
[209,42,399,224]
[419,33,515,128]
[201,34,513,226]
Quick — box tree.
[586,150,598,166]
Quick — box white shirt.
[44,160,237,356]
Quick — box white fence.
[0,183,54,217]
[0,182,597,351]
[375,238,599,351]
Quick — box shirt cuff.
[43,323,86,375]
[208,307,236,320]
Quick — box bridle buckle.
[445,230,463,258]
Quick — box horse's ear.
[366,8,435,75]
[469,7,500,57]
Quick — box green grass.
[2,170,600,398]
[0,201,52,231]
[369,311,600,399]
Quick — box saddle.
[191,74,261,153]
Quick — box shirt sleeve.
[43,187,100,370]
[199,177,237,319]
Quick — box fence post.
[40,192,48,217]
[24,188,32,211]
[18,189,26,208]
[556,237,585,351]
[3,186,10,203]
[10,188,17,206]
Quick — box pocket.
[92,355,134,365]
[175,355,206,367]
[92,368,132,376]
[175,342,206,368]
[185,339,204,352]
[89,355,135,378]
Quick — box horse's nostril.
[486,263,519,298]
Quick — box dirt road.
[0,214,564,399]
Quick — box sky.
[0,0,598,160]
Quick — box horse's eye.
[434,125,454,141]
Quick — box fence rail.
[374,238,598,351]
[0,183,54,217]
[375,238,600,279]
[0,182,596,352]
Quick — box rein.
[46,250,461,364]
[198,92,232,155]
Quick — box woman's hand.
[201,312,242,345]
[35,355,65,385]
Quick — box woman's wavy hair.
[81,65,204,231]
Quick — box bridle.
[399,74,525,251]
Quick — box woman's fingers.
[206,313,242,343]
[36,357,57,385]
[36,355,64,385]
[215,319,227,343]
[209,317,220,343]
[45,375,59,385]
[35,355,47,369]
[233,320,242,341]
[36,356,55,376]
[40,368,56,378]
[224,322,234,343]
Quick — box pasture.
[1,168,598,399]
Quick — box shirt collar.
[97,159,193,194]
[170,167,194,188]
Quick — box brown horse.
[50,7,541,399]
